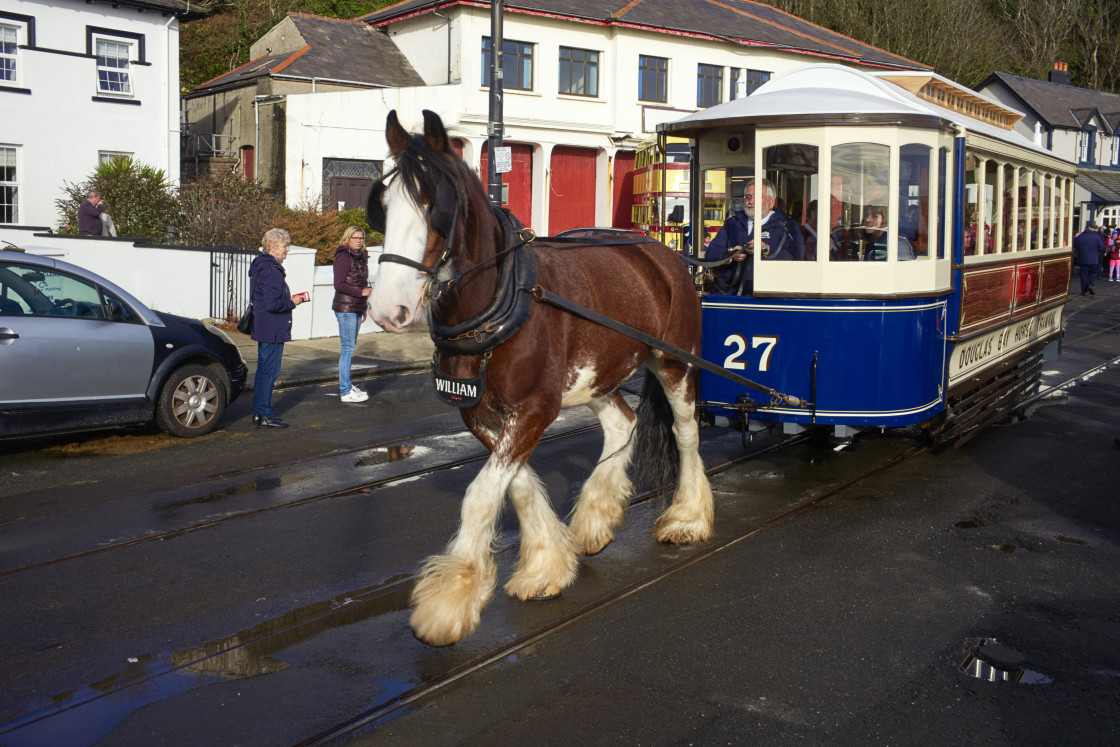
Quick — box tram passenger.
[706,178,804,294]
[861,206,916,261]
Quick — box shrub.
[56,157,179,242]
[176,173,283,250]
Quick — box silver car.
[0,249,248,439]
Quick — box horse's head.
[368,110,463,333]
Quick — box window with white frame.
[0,23,18,83]
[95,38,132,96]
[99,151,133,165]
[0,146,17,223]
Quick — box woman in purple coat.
[333,226,372,403]
[249,228,306,428]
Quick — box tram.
[630,137,727,251]
[658,64,1077,443]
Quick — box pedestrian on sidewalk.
[333,226,372,403]
[1108,230,1120,281]
[249,228,306,428]
[1073,222,1105,295]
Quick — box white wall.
[0,227,376,340]
[2,0,180,228]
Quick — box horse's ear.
[386,110,408,155]
[422,110,451,155]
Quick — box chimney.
[1048,62,1072,86]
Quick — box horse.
[367,110,713,646]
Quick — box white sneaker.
[341,387,368,403]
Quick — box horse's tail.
[633,370,680,500]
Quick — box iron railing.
[210,247,257,323]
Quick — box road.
[1,290,1118,746]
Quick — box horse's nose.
[393,305,412,327]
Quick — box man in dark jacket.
[706,178,804,295]
[248,228,306,428]
[77,190,105,235]
[1073,222,1106,295]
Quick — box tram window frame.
[828,141,891,263]
[898,144,930,261]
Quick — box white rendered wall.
[1,0,180,229]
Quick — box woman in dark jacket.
[249,228,305,428]
[333,226,372,403]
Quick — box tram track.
[0,420,604,578]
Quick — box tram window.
[1017,166,1031,252]
[764,143,819,261]
[1036,171,1051,249]
[899,144,930,260]
[1001,163,1015,252]
[964,154,981,256]
[984,159,999,253]
[829,142,889,262]
[938,147,947,259]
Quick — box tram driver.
[861,205,916,261]
[706,178,805,295]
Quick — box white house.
[977,64,1120,229]
[0,0,193,229]
[187,0,928,236]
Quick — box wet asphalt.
[1,282,1118,745]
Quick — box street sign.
[494,146,512,174]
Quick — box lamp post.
[486,0,505,207]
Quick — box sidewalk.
[227,328,434,391]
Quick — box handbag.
[236,277,255,334]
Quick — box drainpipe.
[164,13,176,185]
[433,10,452,84]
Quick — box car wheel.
[156,363,227,437]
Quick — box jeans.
[336,311,361,395]
[253,342,285,417]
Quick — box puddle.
[952,637,1052,684]
[355,445,416,467]
[1056,535,1088,546]
[1,576,415,746]
[955,519,984,529]
[157,475,307,511]
[992,544,1028,554]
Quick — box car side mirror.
[106,298,125,321]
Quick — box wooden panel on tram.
[1040,257,1071,302]
[960,266,1013,330]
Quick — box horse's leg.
[504,464,580,600]
[649,357,714,544]
[410,447,511,646]
[569,390,637,555]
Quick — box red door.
[480,143,533,228]
[612,150,636,229]
[548,146,597,235]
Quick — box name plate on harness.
[431,362,485,408]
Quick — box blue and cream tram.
[658,65,1076,442]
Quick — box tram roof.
[660,65,1075,166]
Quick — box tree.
[56,157,179,243]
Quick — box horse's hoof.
[581,537,612,556]
[528,585,561,600]
[652,519,712,546]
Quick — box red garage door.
[548,146,597,235]
[612,150,636,229]
[480,143,533,228]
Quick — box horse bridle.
[368,166,461,279]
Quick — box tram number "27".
[723,334,778,372]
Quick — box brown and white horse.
[368,110,713,646]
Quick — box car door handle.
[0,330,19,340]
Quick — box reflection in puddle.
[158,475,307,511]
[1,576,415,747]
[356,445,416,467]
[952,637,1052,684]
